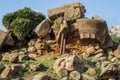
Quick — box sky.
[0,0,120,30]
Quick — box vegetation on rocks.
[2,7,45,40]
[111,34,120,43]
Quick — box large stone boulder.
[0,64,26,78]
[76,18,108,45]
[0,30,14,50]
[53,55,84,78]
[2,52,19,63]
[100,63,119,79]
[47,2,86,21]
[34,19,51,38]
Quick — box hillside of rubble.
[0,2,120,80]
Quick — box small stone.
[33,72,57,80]
[86,68,97,76]
[82,53,90,59]
[29,63,41,71]
[108,54,114,61]
[28,53,37,60]
[86,46,96,54]
[70,71,81,80]
[56,67,68,78]
[108,77,116,80]
[98,57,106,62]
[94,53,103,59]
[19,54,29,62]
[61,77,68,80]
[95,49,103,54]
[111,57,119,63]
[28,47,36,53]
[101,61,110,69]
[95,44,100,50]
[37,50,43,55]
[82,74,96,80]
[0,65,11,78]
[28,39,36,47]
[9,53,19,63]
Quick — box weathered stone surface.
[70,71,81,80]
[61,77,68,80]
[55,20,69,44]
[19,54,29,62]
[10,64,26,75]
[86,67,97,76]
[111,57,119,62]
[82,74,97,80]
[28,53,37,60]
[0,30,14,50]
[34,19,51,38]
[53,55,84,78]
[76,18,108,46]
[28,39,37,47]
[33,72,57,80]
[29,63,41,71]
[113,45,120,58]
[2,53,10,61]
[35,42,49,50]
[86,46,96,54]
[100,63,119,79]
[47,2,86,21]
[2,52,19,63]
[28,47,36,53]
[0,65,11,78]
[9,53,19,63]
[1,64,26,78]
[82,52,90,59]
[64,6,82,21]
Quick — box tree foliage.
[2,7,45,40]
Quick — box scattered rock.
[53,55,84,78]
[113,45,120,58]
[19,54,29,62]
[0,30,14,50]
[86,67,97,76]
[9,53,19,63]
[28,47,36,53]
[86,46,96,54]
[70,70,81,80]
[29,63,41,71]
[82,53,90,59]
[47,2,86,21]
[28,53,37,60]
[2,52,19,63]
[100,63,119,79]
[28,39,37,47]
[2,53,10,61]
[33,72,57,80]
[1,64,26,78]
[61,77,68,80]
[82,74,97,80]
[34,19,51,38]
[0,65,11,78]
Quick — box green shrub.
[110,34,120,43]
[2,7,45,40]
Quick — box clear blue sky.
[0,0,120,30]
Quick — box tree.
[2,7,45,40]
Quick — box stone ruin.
[0,2,120,80]
[34,2,115,53]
